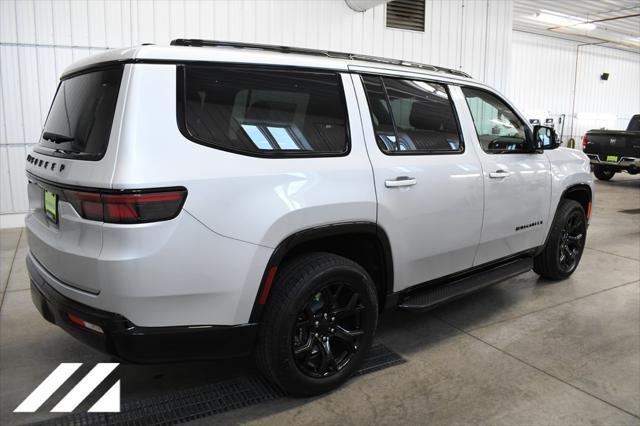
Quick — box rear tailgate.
[25,65,127,294]
[584,130,640,161]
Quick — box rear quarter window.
[178,66,349,157]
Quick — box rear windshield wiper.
[42,131,75,143]
[53,148,83,155]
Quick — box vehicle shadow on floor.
[595,176,640,189]
[3,265,558,425]
[115,289,499,394]
[105,279,543,424]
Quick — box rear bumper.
[587,154,640,171]
[27,254,258,363]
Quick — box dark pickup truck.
[583,114,640,180]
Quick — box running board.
[398,257,533,311]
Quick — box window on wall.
[361,75,463,154]
[181,66,349,156]
[386,0,426,32]
[462,87,531,154]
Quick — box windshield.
[36,66,123,160]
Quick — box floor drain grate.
[36,343,404,426]
[353,342,406,376]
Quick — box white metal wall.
[0,0,513,227]
[508,31,640,144]
[508,31,578,140]
[573,44,640,139]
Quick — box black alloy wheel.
[256,252,378,396]
[292,283,365,378]
[557,209,586,274]
[534,199,587,280]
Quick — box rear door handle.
[385,176,417,188]
[489,170,511,179]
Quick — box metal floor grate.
[353,342,405,376]
[35,343,404,426]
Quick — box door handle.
[489,170,511,179]
[385,176,417,188]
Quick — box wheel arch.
[538,183,592,255]
[249,222,394,322]
[562,184,592,221]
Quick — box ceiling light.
[574,22,597,30]
[534,10,596,30]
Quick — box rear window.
[179,66,349,157]
[35,67,123,160]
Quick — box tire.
[256,252,378,397]
[534,199,587,280]
[593,166,615,181]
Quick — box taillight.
[581,134,587,150]
[67,191,103,221]
[64,188,187,224]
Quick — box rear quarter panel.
[112,65,377,248]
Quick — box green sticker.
[606,155,618,162]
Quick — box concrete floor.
[1,175,639,426]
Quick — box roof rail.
[169,39,472,79]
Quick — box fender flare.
[537,183,592,255]
[248,222,394,322]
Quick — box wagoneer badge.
[610,138,617,144]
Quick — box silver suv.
[25,40,594,396]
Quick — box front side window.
[462,87,530,154]
[181,66,348,156]
[361,75,463,154]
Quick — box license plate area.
[606,155,619,163]
[44,189,58,224]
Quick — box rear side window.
[180,66,349,157]
[36,67,123,160]
[361,75,463,154]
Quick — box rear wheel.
[256,252,378,396]
[534,199,587,280]
[593,166,615,181]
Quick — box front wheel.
[256,252,378,396]
[534,199,587,280]
[593,166,615,181]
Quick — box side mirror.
[533,125,559,150]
